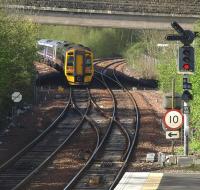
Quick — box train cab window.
[85,56,92,66]
[67,56,74,66]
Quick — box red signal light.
[178,46,194,73]
[182,49,191,70]
[183,63,190,70]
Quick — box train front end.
[65,48,94,85]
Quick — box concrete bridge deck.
[3,0,200,17]
[23,10,197,29]
[1,1,200,29]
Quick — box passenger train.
[37,39,94,85]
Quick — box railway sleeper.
[96,155,123,162]
[14,160,43,169]
[16,156,52,162]
[87,167,120,175]
[30,148,57,152]
[106,138,126,145]
[31,145,61,150]
[0,173,29,179]
[103,142,126,148]
[89,163,122,170]
[54,128,74,133]
[74,174,116,188]
[18,152,53,158]
[35,140,66,147]
[56,124,78,129]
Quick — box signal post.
[166,21,197,156]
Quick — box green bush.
[0,11,38,123]
[190,138,200,153]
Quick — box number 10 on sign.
[169,115,179,123]
[163,109,183,130]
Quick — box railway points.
[0,58,199,189]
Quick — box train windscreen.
[67,56,74,66]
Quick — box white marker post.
[184,101,189,155]
[183,75,190,156]
[11,92,22,119]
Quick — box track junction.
[0,59,141,190]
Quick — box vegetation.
[123,28,200,153]
[39,25,141,58]
[0,11,38,125]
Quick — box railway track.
[63,59,140,190]
[0,58,140,190]
[0,87,98,190]
[24,83,115,190]
[23,87,102,190]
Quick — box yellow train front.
[65,46,94,85]
[37,39,94,85]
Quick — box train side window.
[47,47,53,57]
[37,44,45,55]
[67,56,74,66]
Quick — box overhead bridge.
[1,0,200,29]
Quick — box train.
[37,39,94,85]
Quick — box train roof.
[37,39,70,48]
[37,39,91,51]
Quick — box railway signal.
[183,82,192,90]
[165,21,197,156]
[165,34,184,41]
[178,46,195,74]
[166,21,197,45]
[182,90,193,102]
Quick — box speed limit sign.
[163,109,183,130]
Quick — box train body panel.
[76,54,84,75]
[37,39,94,85]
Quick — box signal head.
[182,90,193,102]
[178,46,195,74]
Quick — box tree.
[0,11,38,123]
